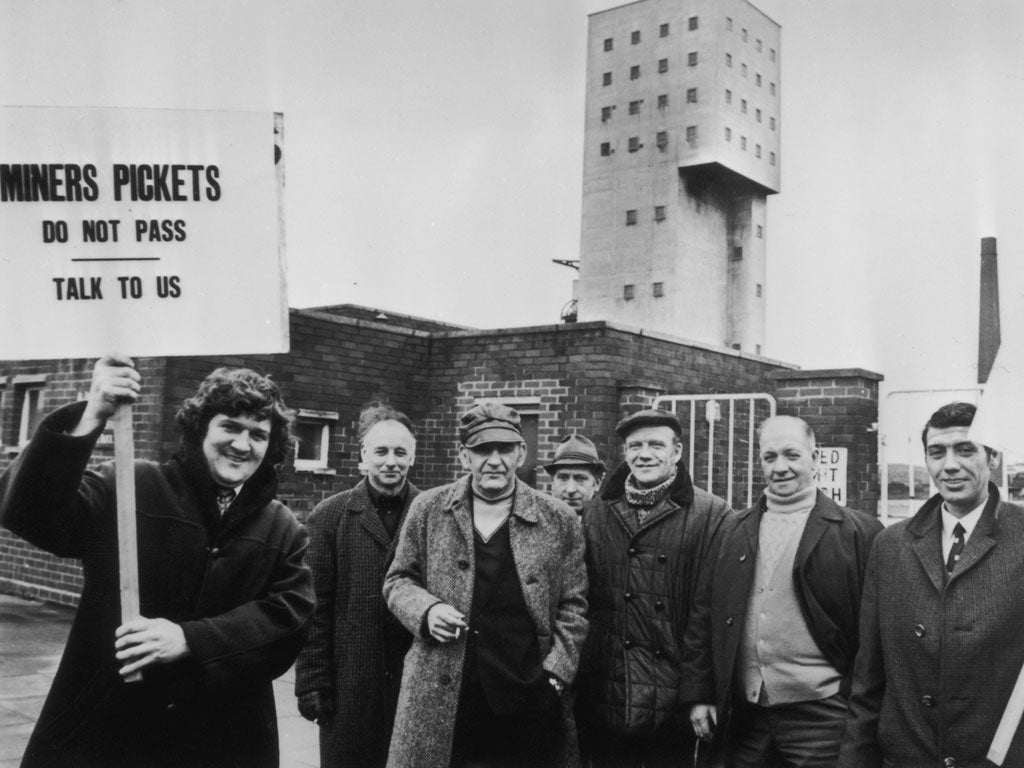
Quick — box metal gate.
[654,393,777,509]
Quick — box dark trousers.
[728,693,847,768]
[450,676,563,768]
[582,718,697,768]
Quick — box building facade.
[576,0,781,353]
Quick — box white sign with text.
[815,446,848,505]
[0,106,288,359]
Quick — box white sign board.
[814,446,848,505]
[0,106,288,360]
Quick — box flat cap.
[544,433,605,475]
[614,408,682,439]
[459,401,523,447]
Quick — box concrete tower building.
[575,0,780,353]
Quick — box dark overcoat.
[838,486,1024,768]
[0,402,314,768]
[295,478,419,768]
[679,492,882,733]
[577,461,732,737]
[383,475,589,768]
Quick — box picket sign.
[111,404,142,683]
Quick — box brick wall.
[0,309,882,605]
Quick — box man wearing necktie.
[295,402,421,768]
[0,353,314,768]
[839,401,1024,768]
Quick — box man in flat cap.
[384,400,588,768]
[545,433,606,515]
[576,408,732,767]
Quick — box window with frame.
[726,53,732,67]
[628,136,642,152]
[686,88,698,103]
[630,64,640,80]
[657,93,668,109]
[687,51,698,66]
[742,28,748,42]
[756,73,762,87]
[770,82,776,96]
[770,151,776,166]
[653,206,666,222]
[685,125,697,144]
[660,23,669,37]
[623,284,635,300]
[631,30,641,44]
[756,283,763,297]
[655,131,668,149]
[658,58,668,73]
[625,209,638,225]
[741,136,747,150]
[15,378,46,448]
[600,142,612,156]
[725,126,732,141]
[688,16,698,30]
[770,116,776,130]
[755,144,762,158]
[757,224,764,238]
[756,39,762,52]
[741,63,747,77]
[726,17,733,31]
[725,89,732,104]
[629,99,643,115]
[730,246,743,262]
[652,281,665,297]
[293,409,338,471]
[604,37,613,51]
[756,108,762,122]
[741,99,747,114]
[770,48,776,62]
[601,105,613,122]
[603,72,612,86]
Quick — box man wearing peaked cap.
[545,433,605,515]
[384,400,588,767]
[576,406,732,767]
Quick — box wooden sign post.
[111,403,142,683]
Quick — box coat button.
[739,553,747,562]
[920,695,936,708]
[623,640,634,650]
[624,592,633,601]
[209,548,221,558]
[726,617,734,626]
[440,674,452,686]
[658,554,667,563]
[914,624,925,638]
[384,671,393,681]
[457,560,469,570]
[653,649,663,658]
[628,547,638,556]
[166,703,177,712]
[943,758,956,768]
[655,600,665,611]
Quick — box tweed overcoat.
[838,486,1024,768]
[679,492,882,736]
[295,479,420,768]
[0,402,314,768]
[576,460,732,737]
[383,475,588,768]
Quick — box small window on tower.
[755,144,762,158]
[686,88,698,103]
[741,63,748,77]
[725,126,732,141]
[657,94,668,109]
[604,38,613,52]
[756,73,762,87]
[725,89,732,104]
[656,131,668,149]
[688,51,698,66]
[628,136,641,152]
[741,99,747,114]
[770,48,776,62]
[756,108,762,122]
[742,28,748,42]
[629,99,642,115]
[625,209,638,226]
[756,39,762,52]
[686,125,697,145]
[770,116,776,130]
[654,206,666,222]
[770,82,776,96]
[660,23,669,37]
[658,58,668,73]
[731,246,743,262]
[741,136,747,150]
[601,105,613,122]
[757,225,764,238]
[726,17,733,31]
[726,53,732,68]
[770,151,776,166]
[600,142,612,156]
[630,65,641,80]
[603,72,612,86]
[624,284,636,300]
[653,282,665,297]
[756,283,763,297]
[688,16,698,30]
[631,30,641,44]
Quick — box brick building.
[0,304,881,605]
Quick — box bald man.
[681,416,883,768]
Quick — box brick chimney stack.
[978,236,1000,384]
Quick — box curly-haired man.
[0,352,314,768]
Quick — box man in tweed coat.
[384,401,588,768]
[838,401,1024,767]
[295,403,420,768]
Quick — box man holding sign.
[838,402,1024,767]
[0,354,314,768]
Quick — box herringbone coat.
[383,475,588,768]
[295,479,420,768]
[838,486,1024,768]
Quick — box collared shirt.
[940,497,987,564]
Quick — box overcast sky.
[3,0,1022,397]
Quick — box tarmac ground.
[0,593,320,768]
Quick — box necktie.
[216,488,236,516]
[946,522,966,574]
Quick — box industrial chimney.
[978,236,1001,384]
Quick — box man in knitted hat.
[384,400,588,768]
[682,415,882,768]
[544,433,605,514]
[575,408,731,767]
